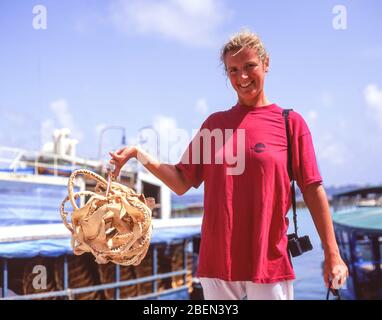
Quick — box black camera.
[287,233,313,257]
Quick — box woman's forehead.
[225,47,260,64]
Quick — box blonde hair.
[220,29,269,70]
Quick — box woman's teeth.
[240,82,252,88]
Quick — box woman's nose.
[240,71,249,79]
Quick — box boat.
[332,186,382,300]
[0,129,203,300]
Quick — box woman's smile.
[238,81,255,90]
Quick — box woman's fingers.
[329,265,348,289]
[113,167,121,177]
[108,147,135,177]
[109,151,120,159]
[324,273,330,288]
[115,148,125,155]
[109,150,126,177]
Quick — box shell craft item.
[60,169,154,266]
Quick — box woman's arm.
[109,146,192,195]
[302,182,349,288]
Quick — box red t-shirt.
[175,103,322,283]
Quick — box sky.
[0,0,382,189]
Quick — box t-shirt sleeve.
[174,121,207,189]
[291,113,323,193]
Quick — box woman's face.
[224,47,269,107]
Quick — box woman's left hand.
[323,254,349,289]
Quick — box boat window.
[354,234,373,262]
[141,181,161,219]
[337,231,351,262]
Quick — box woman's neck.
[238,95,271,108]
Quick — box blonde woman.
[109,30,348,300]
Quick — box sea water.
[289,207,328,300]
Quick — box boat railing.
[0,146,137,178]
[0,146,90,175]
[0,238,200,300]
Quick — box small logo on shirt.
[251,143,266,153]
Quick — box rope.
[60,169,153,266]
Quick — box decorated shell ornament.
[60,169,154,266]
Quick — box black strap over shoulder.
[282,109,294,180]
[282,109,298,236]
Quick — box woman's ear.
[264,56,270,73]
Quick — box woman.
[109,30,348,300]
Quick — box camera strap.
[326,280,341,300]
[282,109,298,237]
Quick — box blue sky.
[1,0,382,188]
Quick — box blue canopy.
[0,226,201,259]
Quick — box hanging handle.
[68,169,108,210]
[105,164,116,197]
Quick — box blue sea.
[172,193,334,300]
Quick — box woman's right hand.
[108,146,138,177]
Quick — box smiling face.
[224,47,269,107]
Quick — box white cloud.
[153,114,178,135]
[152,115,179,160]
[364,84,382,129]
[40,99,84,151]
[49,99,84,141]
[307,110,318,121]
[108,0,231,47]
[321,92,333,107]
[136,115,189,163]
[316,134,346,166]
[195,98,209,115]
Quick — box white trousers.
[199,277,294,300]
